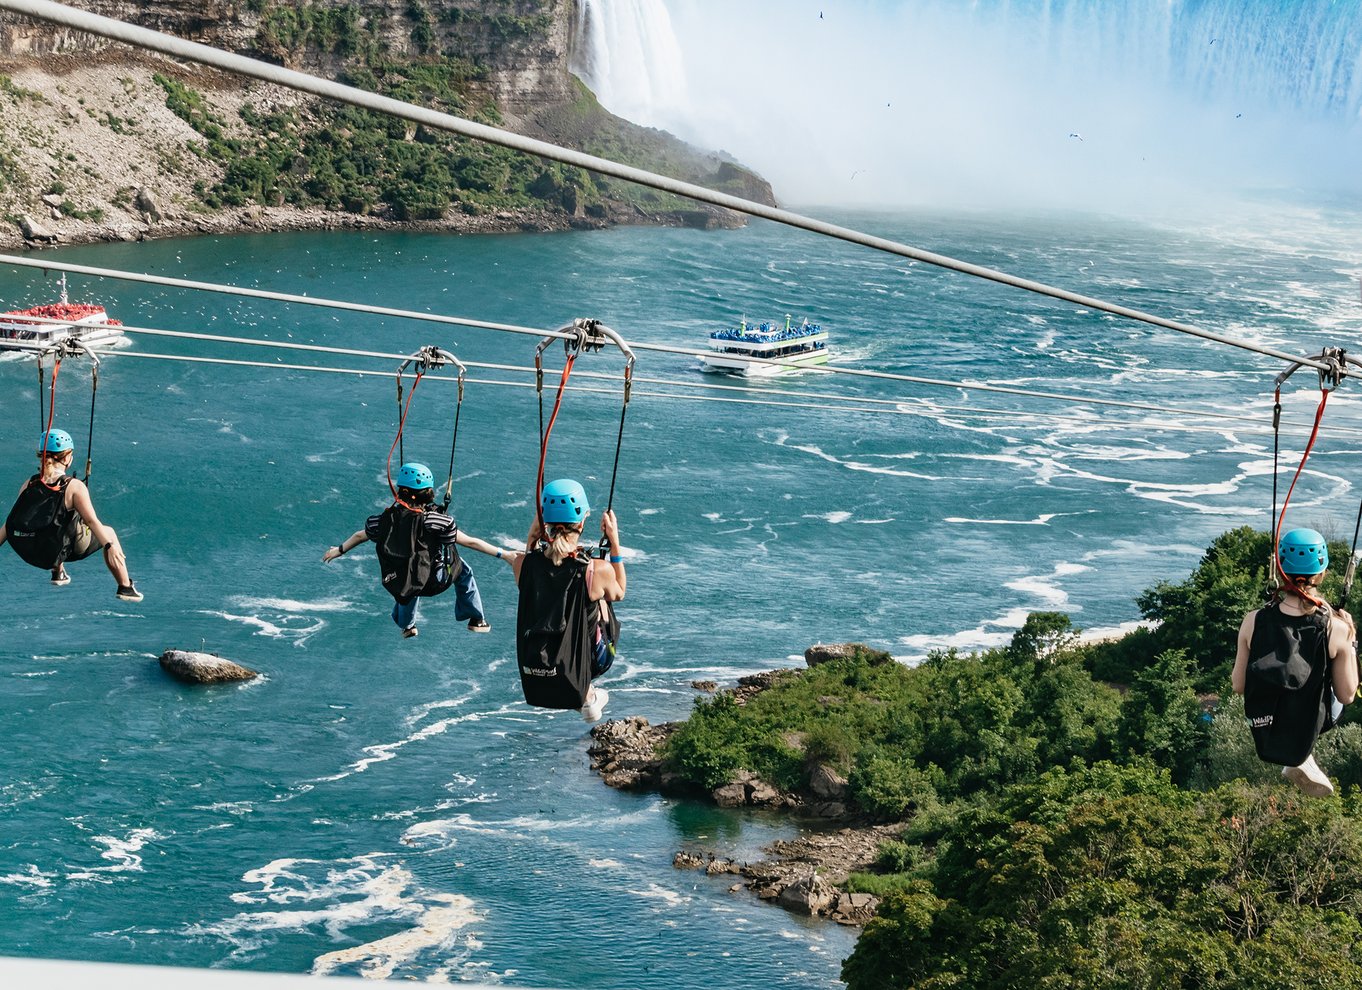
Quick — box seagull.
[851,170,865,180]
[1209,37,1218,45]
[1235,112,1243,118]
[1068,132,1083,141]
[819,11,824,18]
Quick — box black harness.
[1244,603,1338,766]
[5,475,77,570]
[372,504,459,602]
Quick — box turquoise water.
[2,202,1362,984]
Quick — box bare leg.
[100,528,133,587]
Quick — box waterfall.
[570,0,689,128]
[617,0,1362,212]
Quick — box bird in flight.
[1068,132,1083,141]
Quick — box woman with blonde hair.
[0,428,141,601]
[1234,527,1359,796]
[513,479,625,721]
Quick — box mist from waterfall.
[571,0,689,129]
[571,0,1362,215]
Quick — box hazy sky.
[590,0,1362,215]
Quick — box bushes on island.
[661,525,1362,989]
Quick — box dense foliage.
[661,526,1362,988]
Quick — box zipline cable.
[0,0,1337,375]
[94,347,1351,441]
[21,311,1341,432]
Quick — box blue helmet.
[395,462,434,491]
[541,478,590,524]
[38,429,73,454]
[1279,527,1329,575]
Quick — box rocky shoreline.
[588,645,904,926]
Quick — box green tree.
[1115,648,1208,784]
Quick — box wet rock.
[159,649,258,684]
[712,783,747,808]
[673,851,705,871]
[690,680,718,692]
[705,858,738,876]
[589,717,674,791]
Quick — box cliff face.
[0,0,773,249]
[0,0,578,110]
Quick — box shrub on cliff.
[843,762,1362,990]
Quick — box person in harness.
[321,462,517,638]
[512,479,625,722]
[0,429,142,601]
[1233,527,1359,796]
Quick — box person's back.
[513,479,625,720]
[1234,528,1359,796]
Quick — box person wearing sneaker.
[321,462,517,637]
[0,429,142,602]
[513,479,625,721]
[1234,527,1359,798]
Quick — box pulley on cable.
[532,318,636,557]
[1266,345,1357,606]
[389,345,466,512]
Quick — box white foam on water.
[196,801,255,816]
[230,595,355,613]
[772,433,944,481]
[639,508,663,515]
[702,512,723,522]
[588,858,623,869]
[13,670,57,677]
[634,884,690,907]
[200,610,326,646]
[1004,562,1091,607]
[1,865,55,888]
[311,892,479,980]
[804,511,853,524]
[66,828,162,882]
[898,606,1034,658]
[945,511,1092,526]
[189,853,482,974]
[312,700,525,784]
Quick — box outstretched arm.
[322,529,369,563]
[456,531,519,567]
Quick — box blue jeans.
[389,560,485,630]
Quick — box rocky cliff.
[0,0,775,249]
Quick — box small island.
[591,526,1362,989]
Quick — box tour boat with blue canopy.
[700,315,829,376]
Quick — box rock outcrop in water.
[159,649,259,684]
[589,645,901,926]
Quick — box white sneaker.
[581,687,609,723]
[1282,755,1334,798]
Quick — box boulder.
[777,871,837,915]
[713,783,747,807]
[690,680,718,692]
[40,193,63,208]
[804,642,894,667]
[134,187,162,222]
[19,214,56,242]
[159,649,259,684]
[748,781,781,806]
[672,851,705,871]
[832,891,880,924]
[808,763,849,800]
